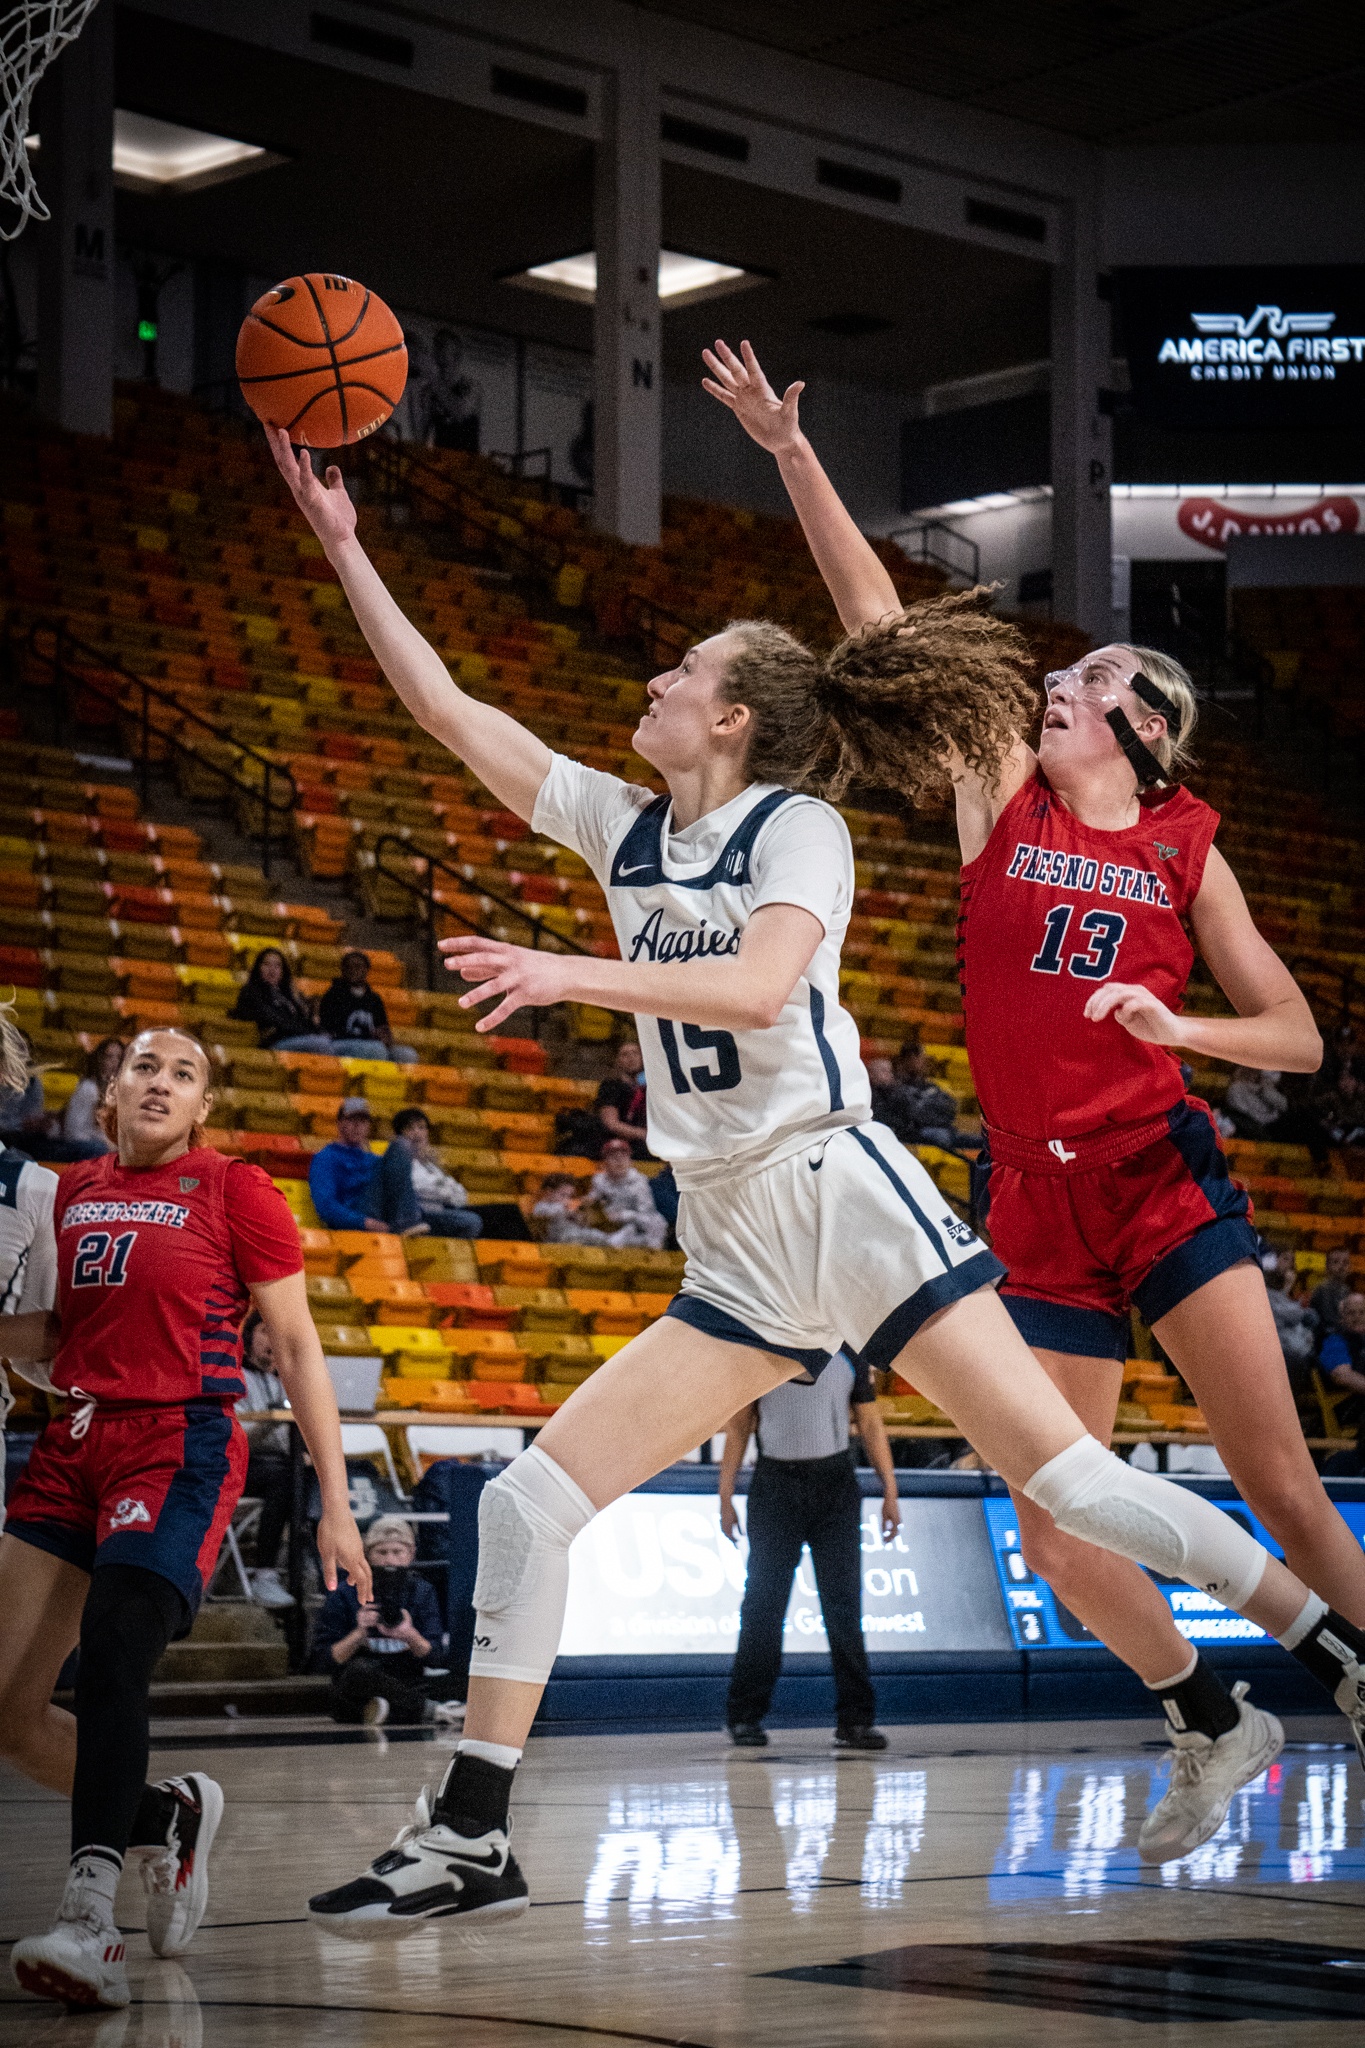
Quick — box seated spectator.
[60,1037,122,1156]
[1262,1248,1317,1368]
[1315,1067,1365,1155]
[589,1137,667,1249]
[317,950,418,1064]
[867,1040,965,1152]
[595,1041,650,1157]
[231,948,333,1053]
[309,1516,450,1727]
[1310,1247,1355,1337]
[235,1311,296,1609]
[308,1097,428,1235]
[389,1108,482,1238]
[533,1171,628,1247]
[1227,1067,1330,1170]
[1321,1290,1365,1412]
[0,1033,107,1163]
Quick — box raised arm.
[1082,845,1323,1072]
[265,425,551,821]
[702,339,900,635]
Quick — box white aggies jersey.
[0,1146,59,1526]
[533,757,871,1183]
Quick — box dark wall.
[900,391,1048,511]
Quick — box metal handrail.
[369,830,594,994]
[888,519,982,586]
[11,619,299,882]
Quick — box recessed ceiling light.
[507,248,763,308]
[111,110,286,193]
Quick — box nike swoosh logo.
[445,1846,505,1872]
[618,864,653,878]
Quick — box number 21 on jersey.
[1030,903,1127,981]
[71,1229,138,1287]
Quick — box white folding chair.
[405,1423,526,1470]
[206,1495,263,1602]
[340,1422,408,1501]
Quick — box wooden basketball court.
[5,1714,1363,2045]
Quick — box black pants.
[330,1648,429,1725]
[727,1450,875,1730]
[244,1451,292,1569]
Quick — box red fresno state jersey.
[958,771,1220,1142]
[52,1147,301,1406]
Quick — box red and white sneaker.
[12,1909,129,2010]
[131,1773,224,1957]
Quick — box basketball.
[235,273,407,447]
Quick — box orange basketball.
[236,273,407,447]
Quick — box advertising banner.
[1117,267,1365,430]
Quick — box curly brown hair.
[717,588,1038,806]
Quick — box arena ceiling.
[633,0,1365,146]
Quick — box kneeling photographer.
[310,1516,446,1727]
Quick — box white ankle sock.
[457,1737,523,1771]
[65,1848,121,1924]
[1277,1590,1328,1652]
[1144,1648,1198,1693]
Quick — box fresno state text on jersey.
[51,1148,301,1407]
[958,772,1220,1143]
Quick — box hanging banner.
[1177,493,1361,552]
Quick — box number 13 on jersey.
[1030,903,1127,980]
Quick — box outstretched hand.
[264,422,358,557]
[702,339,805,455]
[439,933,575,1032]
[1084,981,1184,1046]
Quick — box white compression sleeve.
[469,1446,597,1686]
[1023,1435,1269,1612]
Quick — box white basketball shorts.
[666,1121,1004,1381]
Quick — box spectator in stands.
[1315,1066,1365,1156]
[318,951,418,1064]
[1227,1066,1330,1170]
[309,1097,428,1236]
[866,1040,964,1152]
[231,948,333,1053]
[1323,1020,1360,1090]
[1321,1292,1365,1410]
[1262,1248,1317,1369]
[310,1516,449,1727]
[0,1033,106,1163]
[532,1171,631,1248]
[389,1108,482,1238]
[594,1040,650,1157]
[1310,1247,1356,1337]
[589,1137,667,1250]
[236,1311,295,1610]
[59,1037,122,1155]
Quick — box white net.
[1,0,102,241]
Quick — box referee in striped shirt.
[719,1354,900,1750]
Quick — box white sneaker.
[1336,1655,1365,1770]
[430,1700,466,1728]
[363,1696,390,1728]
[132,1773,224,1957]
[249,1568,295,1610]
[1138,1683,1283,1864]
[12,1910,130,2010]
[307,1789,529,1934]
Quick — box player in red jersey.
[709,337,1365,1859]
[0,1028,367,2010]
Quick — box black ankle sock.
[127,1782,177,1849]
[1151,1655,1240,1740]
[434,1753,515,1836]
[1288,1609,1365,1696]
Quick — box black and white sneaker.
[1337,1655,1365,1770]
[132,1774,224,1958]
[308,1789,529,1934]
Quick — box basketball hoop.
[1,0,102,242]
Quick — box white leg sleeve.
[1023,1435,1268,1613]
[469,1447,597,1687]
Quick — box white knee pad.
[469,1447,596,1686]
[1023,1435,1268,1612]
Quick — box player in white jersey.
[0,1005,58,1530]
[265,425,1365,1935]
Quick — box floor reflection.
[582,1781,740,1924]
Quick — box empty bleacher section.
[1,383,1362,1453]
[1233,584,1365,745]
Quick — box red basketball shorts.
[982,1098,1259,1362]
[6,1400,248,1612]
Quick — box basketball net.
[1,0,102,241]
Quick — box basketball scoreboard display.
[983,1494,1365,1653]
[556,1483,1365,1659]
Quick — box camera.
[370,1564,412,1630]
